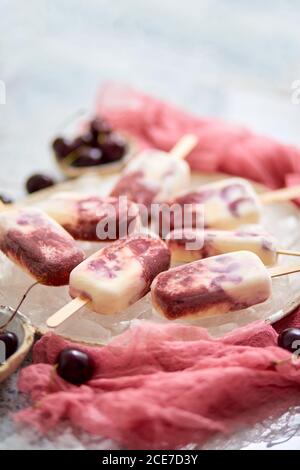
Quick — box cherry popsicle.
[110,134,198,212]
[46,233,170,327]
[151,250,300,320]
[158,177,300,232]
[166,227,300,266]
[38,192,140,241]
[0,207,85,286]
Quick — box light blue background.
[1,0,300,197]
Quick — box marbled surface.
[1,0,300,449]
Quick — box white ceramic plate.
[1,172,300,345]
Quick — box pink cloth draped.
[15,321,300,449]
[96,82,300,191]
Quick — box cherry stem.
[57,108,87,132]
[0,281,38,331]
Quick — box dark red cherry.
[52,137,73,160]
[90,118,112,137]
[278,328,300,353]
[71,147,103,167]
[72,132,97,149]
[0,331,19,360]
[100,134,127,163]
[56,348,95,385]
[26,174,55,194]
[0,193,13,204]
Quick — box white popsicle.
[161,178,261,232]
[152,251,300,321]
[46,233,170,327]
[38,192,140,241]
[151,251,272,320]
[166,227,278,265]
[110,135,197,211]
[0,207,85,286]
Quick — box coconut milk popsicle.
[166,228,278,265]
[0,207,85,285]
[111,149,191,211]
[165,178,261,231]
[151,251,272,320]
[39,192,140,241]
[110,135,197,212]
[69,233,170,314]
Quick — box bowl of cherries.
[52,116,135,178]
[0,306,34,384]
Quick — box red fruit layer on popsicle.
[0,208,85,285]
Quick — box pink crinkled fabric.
[15,321,300,449]
[96,82,300,190]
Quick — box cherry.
[278,328,300,353]
[71,147,102,167]
[0,193,13,204]
[56,348,95,385]
[26,174,56,194]
[72,132,97,149]
[0,331,19,360]
[52,117,125,170]
[100,134,127,163]
[52,137,73,160]
[90,118,112,137]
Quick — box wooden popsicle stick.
[260,185,300,204]
[168,134,198,160]
[46,297,89,328]
[277,249,300,257]
[269,264,300,278]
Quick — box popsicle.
[159,176,300,234]
[110,135,197,211]
[157,178,261,234]
[166,227,278,265]
[0,207,85,285]
[46,233,171,327]
[151,250,300,320]
[38,192,140,241]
